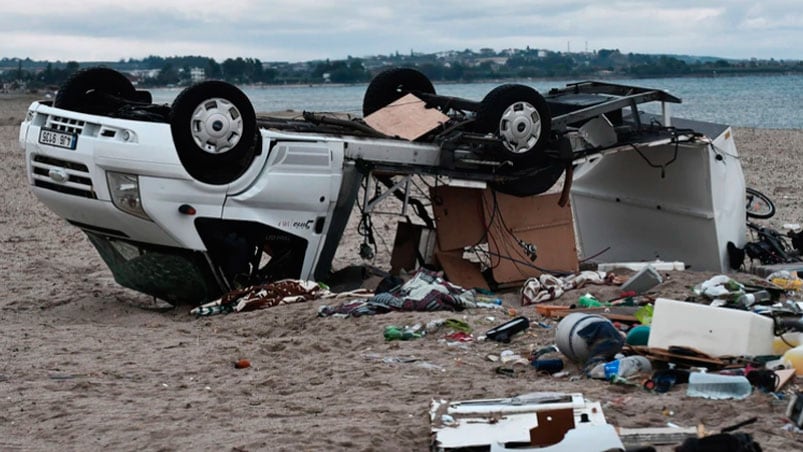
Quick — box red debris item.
[234,359,251,369]
[446,332,473,342]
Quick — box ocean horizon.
[148,73,802,130]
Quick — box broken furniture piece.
[430,392,624,451]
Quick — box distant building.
[190,67,205,82]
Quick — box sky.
[1,0,801,63]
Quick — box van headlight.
[106,171,151,220]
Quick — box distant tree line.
[2,48,802,91]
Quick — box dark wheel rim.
[475,84,551,166]
[170,81,257,185]
[362,68,435,116]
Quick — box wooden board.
[430,185,486,252]
[482,191,578,283]
[363,93,450,140]
[435,249,489,290]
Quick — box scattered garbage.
[693,274,746,301]
[485,316,530,343]
[555,313,624,367]
[620,264,663,294]
[234,359,251,369]
[588,355,652,380]
[782,344,803,375]
[384,325,424,341]
[532,358,565,374]
[643,367,689,393]
[787,392,803,428]
[686,371,752,400]
[633,304,654,325]
[577,293,607,308]
[736,289,771,308]
[520,271,610,305]
[647,298,775,357]
[768,270,803,291]
[625,325,651,346]
[430,393,624,451]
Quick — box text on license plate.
[39,129,77,150]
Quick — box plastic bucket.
[555,312,613,363]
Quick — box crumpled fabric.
[191,279,324,316]
[520,270,610,305]
[577,320,625,374]
[318,268,477,317]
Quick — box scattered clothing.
[191,279,325,316]
[318,269,477,317]
[521,270,612,305]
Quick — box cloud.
[1,0,800,61]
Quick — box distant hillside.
[2,47,801,90]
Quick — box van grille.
[31,154,96,199]
[46,115,86,134]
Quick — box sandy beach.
[1,92,802,451]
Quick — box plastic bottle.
[686,371,752,400]
[774,332,803,355]
[578,293,607,308]
[736,290,771,308]
[383,325,422,341]
[588,355,652,380]
[782,344,803,376]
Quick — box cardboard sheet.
[430,186,578,286]
[363,93,450,140]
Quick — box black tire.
[362,68,435,116]
[170,81,258,185]
[491,163,565,197]
[54,67,137,113]
[746,187,775,219]
[474,84,551,167]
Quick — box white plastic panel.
[570,126,746,272]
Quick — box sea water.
[150,74,803,129]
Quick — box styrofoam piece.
[597,261,685,272]
[647,298,774,357]
[620,264,663,294]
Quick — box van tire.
[54,67,137,113]
[170,81,258,185]
[475,84,551,167]
[362,68,435,116]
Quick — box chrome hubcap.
[190,98,243,154]
[498,101,541,154]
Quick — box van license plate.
[39,128,77,150]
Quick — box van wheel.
[54,67,137,113]
[491,163,565,197]
[475,84,551,167]
[362,68,435,116]
[170,81,257,185]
